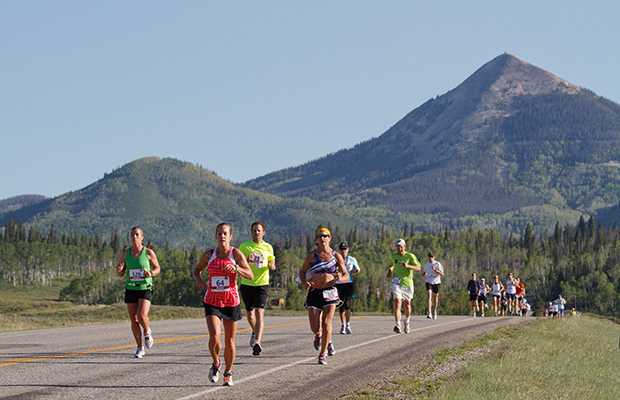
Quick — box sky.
[1,1,618,200]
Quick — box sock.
[405,317,410,323]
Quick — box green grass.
[428,316,620,399]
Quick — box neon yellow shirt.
[389,252,420,287]
[239,240,275,286]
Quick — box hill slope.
[245,54,620,228]
[1,157,396,248]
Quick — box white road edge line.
[176,317,470,399]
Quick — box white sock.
[404,317,410,323]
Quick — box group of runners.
[466,271,529,317]
[116,223,362,386]
[545,294,568,317]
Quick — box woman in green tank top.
[116,226,161,358]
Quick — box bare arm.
[145,248,161,278]
[299,252,314,290]
[233,248,254,280]
[116,251,127,277]
[193,251,211,290]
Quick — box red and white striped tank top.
[203,247,240,308]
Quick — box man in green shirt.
[239,221,275,356]
[387,239,421,334]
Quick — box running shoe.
[481,313,485,317]
[209,363,221,383]
[345,326,352,334]
[393,325,401,334]
[340,326,346,334]
[250,331,256,347]
[134,346,145,359]
[473,312,476,318]
[404,321,410,334]
[252,342,262,356]
[327,342,336,356]
[223,372,233,386]
[313,334,321,350]
[433,311,437,320]
[144,329,154,349]
[317,353,327,365]
[427,312,432,319]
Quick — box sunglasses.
[317,234,330,238]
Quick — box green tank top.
[124,247,153,290]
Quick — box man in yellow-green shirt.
[239,221,275,356]
[387,238,421,334]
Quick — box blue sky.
[1,1,618,200]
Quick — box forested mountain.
[0,157,403,248]
[245,54,620,233]
[3,54,620,241]
[0,195,46,213]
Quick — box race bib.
[211,276,231,292]
[392,277,402,286]
[322,288,339,302]
[129,269,145,282]
[247,253,265,267]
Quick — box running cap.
[338,242,349,250]
[481,278,485,281]
[316,227,331,237]
[395,238,406,246]
[428,251,435,257]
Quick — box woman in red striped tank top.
[194,223,253,387]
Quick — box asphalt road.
[0,314,529,399]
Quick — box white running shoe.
[345,326,352,334]
[404,321,410,334]
[473,312,477,318]
[340,326,346,334]
[144,329,154,349]
[427,312,432,319]
[481,313,485,317]
[250,331,256,347]
[318,353,327,365]
[393,325,401,334]
[327,342,336,356]
[209,363,221,383]
[433,311,437,320]
[134,346,145,359]
[223,372,233,386]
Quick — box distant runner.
[116,226,161,359]
[387,239,421,334]
[336,242,360,334]
[193,223,254,386]
[421,252,444,320]
[556,294,566,317]
[239,221,275,356]
[491,275,504,316]
[478,277,490,317]
[467,273,481,317]
[505,272,517,315]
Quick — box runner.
[491,275,504,316]
[299,227,348,365]
[466,273,481,317]
[335,242,360,334]
[505,272,517,315]
[387,239,421,334]
[116,226,161,359]
[193,223,254,386]
[478,277,490,317]
[239,221,275,356]
[515,278,525,316]
[500,292,508,316]
[556,294,566,317]
[421,252,444,320]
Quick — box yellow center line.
[0,316,370,367]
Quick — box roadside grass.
[427,316,620,399]
[351,316,620,399]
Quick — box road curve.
[0,315,529,399]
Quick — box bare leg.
[320,305,336,355]
[222,319,238,374]
[206,315,222,366]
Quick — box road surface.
[0,315,529,399]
